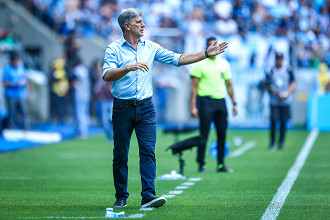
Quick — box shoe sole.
[112,205,127,208]
[141,197,166,208]
[217,169,234,173]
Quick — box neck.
[124,33,140,49]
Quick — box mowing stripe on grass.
[0,177,31,180]
[59,153,110,159]
[22,217,104,219]
[229,141,256,158]
[22,214,146,219]
[261,129,319,220]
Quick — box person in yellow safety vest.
[50,56,69,122]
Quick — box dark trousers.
[51,92,67,122]
[197,96,228,166]
[270,105,290,146]
[112,97,156,200]
[6,97,29,129]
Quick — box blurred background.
[0,0,329,147]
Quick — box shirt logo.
[220,72,224,79]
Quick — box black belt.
[114,97,151,105]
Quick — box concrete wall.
[0,0,63,72]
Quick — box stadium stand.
[0,0,329,151]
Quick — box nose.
[142,21,145,27]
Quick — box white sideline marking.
[127,214,145,218]
[162,194,176,198]
[261,129,319,220]
[168,190,183,195]
[0,177,31,180]
[175,186,189,189]
[181,182,195,186]
[188,177,202,181]
[139,208,154,211]
[229,141,256,158]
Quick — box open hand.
[207,41,228,57]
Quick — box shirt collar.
[120,36,145,46]
[206,56,218,62]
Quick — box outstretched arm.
[178,41,228,66]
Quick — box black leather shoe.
[269,144,275,151]
[279,142,284,150]
[141,195,166,208]
[217,166,234,173]
[112,198,127,208]
[198,166,206,173]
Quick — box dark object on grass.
[166,135,205,175]
[163,124,198,142]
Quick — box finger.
[219,42,228,50]
[213,40,218,46]
[139,65,148,72]
[140,62,149,72]
[219,41,228,47]
[219,46,228,53]
[218,49,226,54]
[221,43,228,48]
[137,62,148,72]
[220,41,228,46]
[143,62,149,71]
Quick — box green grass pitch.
[0,129,329,219]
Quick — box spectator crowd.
[15,0,329,68]
[1,0,329,137]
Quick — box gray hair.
[118,8,143,33]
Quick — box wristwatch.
[205,50,209,58]
[282,91,288,98]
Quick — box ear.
[124,23,130,31]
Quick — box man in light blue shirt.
[103,8,228,209]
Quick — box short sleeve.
[223,60,231,80]
[190,63,202,78]
[102,46,118,78]
[287,66,295,82]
